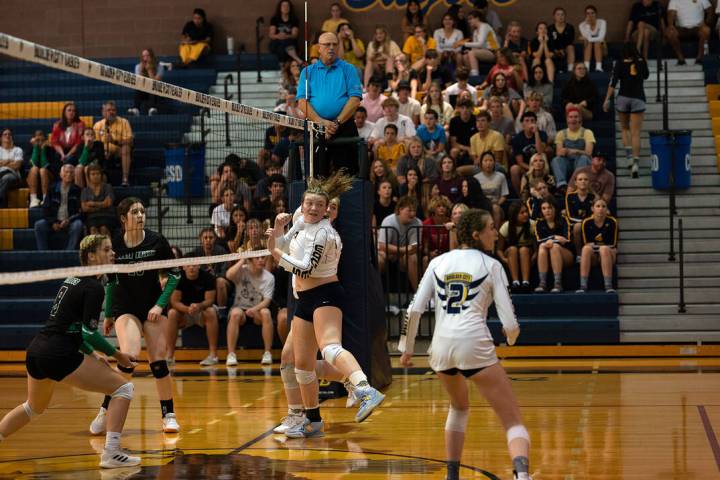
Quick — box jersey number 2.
[445,283,467,314]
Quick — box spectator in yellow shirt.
[374,124,407,170]
[403,24,438,66]
[469,110,506,170]
[93,100,133,186]
[321,2,349,34]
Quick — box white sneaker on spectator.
[226,352,238,366]
[29,197,41,208]
[199,355,219,366]
[595,64,603,72]
[261,351,272,365]
[387,305,400,316]
[127,108,140,116]
[148,108,158,116]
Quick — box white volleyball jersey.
[278,217,342,279]
[401,248,518,355]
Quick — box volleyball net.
[0,32,315,253]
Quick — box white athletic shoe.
[631,162,639,179]
[199,355,219,366]
[127,108,140,116]
[29,197,41,208]
[514,473,533,480]
[148,108,158,116]
[261,351,272,365]
[89,407,107,435]
[100,449,141,468]
[226,352,238,366]
[273,411,306,434]
[162,413,180,433]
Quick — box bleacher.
[0,54,221,347]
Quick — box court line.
[246,446,502,480]
[697,405,720,470]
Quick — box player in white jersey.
[269,171,384,438]
[270,199,358,436]
[399,209,532,480]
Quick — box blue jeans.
[551,154,591,187]
[34,218,84,250]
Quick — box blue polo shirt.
[297,58,362,121]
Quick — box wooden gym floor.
[0,348,719,479]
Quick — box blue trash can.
[649,130,692,190]
[164,144,205,198]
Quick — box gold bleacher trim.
[706,84,720,103]
[0,229,12,250]
[0,101,69,120]
[7,188,28,209]
[0,209,29,229]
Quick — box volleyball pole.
[303,0,314,180]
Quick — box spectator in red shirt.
[422,195,452,268]
[50,102,85,185]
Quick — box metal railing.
[223,74,234,147]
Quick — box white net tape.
[0,249,269,286]
[0,32,323,134]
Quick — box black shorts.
[26,334,84,381]
[438,366,489,378]
[294,282,346,322]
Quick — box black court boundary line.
[697,405,720,471]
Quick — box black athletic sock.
[306,407,321,422]
[160,399,174,418]
[446,460,460,480]
[101,395,111,410]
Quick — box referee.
[297,32,362,176]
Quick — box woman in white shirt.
[433,13,464,66]
[0,128,24,208]
[464,10,500,76]
[579,5,607,72]
[399,208,532,480]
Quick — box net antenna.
[0,32,326,138]
[303,0,315,180]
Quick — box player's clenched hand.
[400,352,414,367]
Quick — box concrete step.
[620,331,720,342]
[617,194,720,209]
[619,287,718,305]
[617,207,720,217]
[615,146,717,157]
[617,175,720,188]
[616,166,719,178]
[647,63,703,72]
[620,277,720,288]
[642,71,705,80]
[645,80,705,89]
[616,186,720,196]
[613,154,717,168]
[620,228,720,240]
[643,112,713,121]
[616,215,720,231]
[235,71,282,81]
[644,103,708,113]
[618,252,720,263]
[621,315,720,331]
[616,130,713,140]
[620,238,720,254]
[618,262,720,277]
[619,303,720,315]
[627,119,712,131]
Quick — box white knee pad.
[111,382,134,401]
[22,401,40,420]
[281,364,299,389]
[445,407,469,433]
[506,424,530,446]
[294,368,317,385]
[321,343,345,366]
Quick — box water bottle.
[227,37,235,55]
